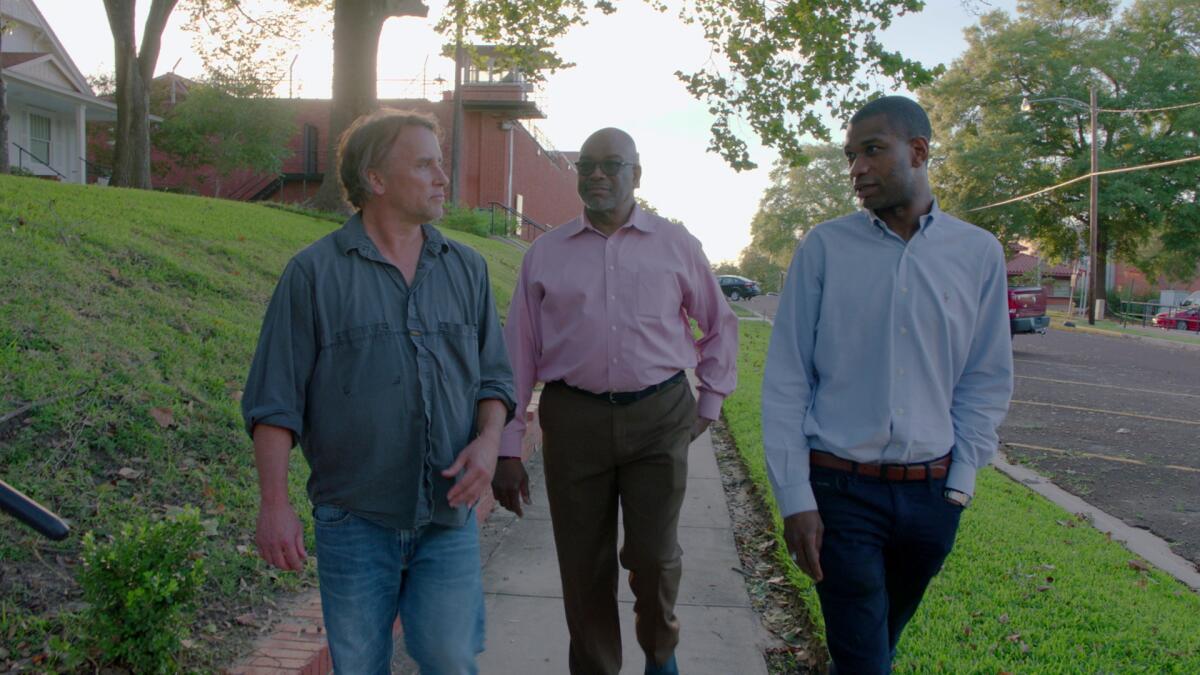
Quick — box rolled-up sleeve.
[242,260,317,444]
[947,238,1014,496]
[499,250,541,458]
[684,237,739,421]
[475,259,516,423]
[762,233,824,517]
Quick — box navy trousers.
[811,465,964,674]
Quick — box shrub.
[439,203,492,237]
[77,509,207,674]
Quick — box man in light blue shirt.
[762,96,1013,673]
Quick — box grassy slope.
[725,321,1200,673]
[0,175,525,670]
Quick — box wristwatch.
[943,488,971,508]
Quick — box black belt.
[549,371,686,405]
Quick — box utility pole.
[1087,85,1100,325]
[448,0,464,205]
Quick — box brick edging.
[227,404,542,675]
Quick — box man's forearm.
[476,398,507,440]
[253,424,295,506]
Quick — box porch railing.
[13,143,67,181]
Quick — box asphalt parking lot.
[741,295,1199,567]
[1003,329,1200,566]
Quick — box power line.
[1098,100,1200,114]
[965,154,1200,213]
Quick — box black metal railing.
[81,156,111,181]
[488,201,549,240]
[13,143,67,181]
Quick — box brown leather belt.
[549,371,686,405]
[810,450,950,481]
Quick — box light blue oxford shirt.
[762,202,1014,517]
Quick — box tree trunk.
[311,0,428,212]
[103,0,178,189]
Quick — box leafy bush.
[439,203,492,237]
[77,509,207,674]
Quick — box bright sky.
[36,0,1016,263]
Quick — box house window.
[303,124,319,174]
[1051,280,1070,297]
[29,113,51,165]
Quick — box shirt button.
[899,327,908,335]
[609,265,615,271]
[896,408,905,415]
[611,325,617,331]
[611,358,618,364]
[610,295,616,300]
[901,287,909,294]
[410,330,421,336]
[897,368,905,376]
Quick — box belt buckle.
[608,391,619,404]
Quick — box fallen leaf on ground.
[998,613,1009,624]
[149,407,174,428]
[1128,559,1150,572]
[116,467,143,481]
[235,613,259,627]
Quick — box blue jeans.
[810,466,963,675]
[313,504,484,675]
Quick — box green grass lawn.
[0,175,526,671]
[724,320,1200,673]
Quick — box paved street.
[1003,329,1200,565]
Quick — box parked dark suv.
[717,275,761,301]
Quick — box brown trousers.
[539,378,696,675]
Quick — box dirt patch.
[709,418,826,674]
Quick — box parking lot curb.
[993,452,1200,592]
[1050,323,1200,351]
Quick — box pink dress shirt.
[500,205,739,457]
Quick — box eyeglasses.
[575,160,635,176]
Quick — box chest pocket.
[636,270,681,319]
[432,321,480,385]
[330,323,407,397]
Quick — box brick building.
[100,54,582,240]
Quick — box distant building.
[1,0,118,183]
[143,48,581,239]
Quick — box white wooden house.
[2,0,117,183]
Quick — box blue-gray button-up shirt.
[762,203,1014,516]
[242,214,515,530]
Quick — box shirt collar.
[335,212,450,257]
[866,199,942,239]
[568,204,656,238]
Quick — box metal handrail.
[80,156,111,179]
[13,143,67,180]
[488,201,550,238]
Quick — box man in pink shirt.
[494,127,738,675]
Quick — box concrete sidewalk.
[469,426,773,674]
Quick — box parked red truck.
[1009,286,1049,335]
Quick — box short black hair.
[850,95,932,142]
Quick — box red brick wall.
[109,95,580,236]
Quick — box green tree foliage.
[154,83,297,196]
[676,0,940,170]
[920,0,1200,282]
[747,143,858,267]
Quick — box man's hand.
[783,510,824,583]
[444,431,500,508]
[256,501,307,571]
[492,459,531,517]
[690,415,712,441]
